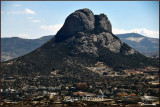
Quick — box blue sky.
[1,1,159,39]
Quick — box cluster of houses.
[1,65,159,106]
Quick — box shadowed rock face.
[54,9,128,55]
[55,9,95,41]
[65,32,122,57]
[94,14,112,33]
[55,8,112,42]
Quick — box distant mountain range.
[1,33,158,62]
[1,35,53,62]
[116,33,159,57]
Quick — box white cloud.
[31,20,41,23]
[13,4,21,7]
[25,8,36,15]
[40,24,63,34]
[27,17,41,23]
[113,28,159,38]
[3,8,36,15]
[27,17,33,20]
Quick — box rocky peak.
[55,8,95,42]
[94,14,112,33]
[53,8,136,56]
[55,8,112,42]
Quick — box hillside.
[1,35,53,61]
[116,33,159,57]
[1,33,158,62]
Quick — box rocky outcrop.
[94,14,112,33]
[55,9,95,41]
[54,8,136,55]
[97,32,121,53]
[55,8,112,42]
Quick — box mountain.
[116,33,159,57]
[2,8,158,83]
[1,33,158,62]
[1,35,53,62]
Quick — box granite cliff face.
[2,8,157,77]
[55,9,112,42]
[55,9,95,41]
[54,8,134,55]
[94,14,112,33]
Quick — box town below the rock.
[1,65,159,106]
